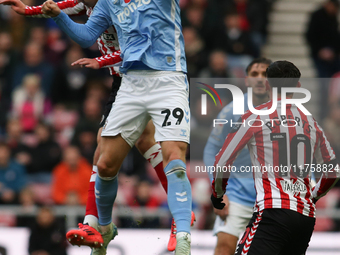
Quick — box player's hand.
[42,0,60,17]
[71,58,100,69]
[211,193,226,210]
[0,0,26,15]
[213,194,229,221]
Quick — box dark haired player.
[211,61,339,255]
[204,57,272,255]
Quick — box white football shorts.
[101,70,190,147]
[213,201,254,237]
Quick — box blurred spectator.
[0,31,18,99]
[128,178,160,208]
[5,118,31,165]
[322,99,340,158]
[199,50,231,78]
[29,26,47,48]
[221,0,270,57]
[207,11,254,71]
[71,97,102,163]
[51,45,88,105]
[11,42,54,97]
[0,32,17,132]
[28,206,67,255]
[49,104,79,148]
[306,0,340,78]
[16,187,38,228]
[86,79,109,103]
[183,27,207,78]
[120,147,147,178]
[328,72,340,106]
[45,28,68,67]
[26,122,62,184]
[181,0,221,41]
[6,11,30,49]
[11,74,51,133]
[191,179,211,229]
[120,178,161,228]
[0,142,26,204]
[51,146,91,205]
[306,0,340,118]
[19,186,36,211]
[0,81,10,134]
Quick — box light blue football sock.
[164,159,192,233]
[95,174,118,226]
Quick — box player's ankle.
[83,215,99,230]
[99,223,112,234]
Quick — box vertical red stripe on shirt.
[270,110,290,209]
[254,116,272,208]
[297,108,315,217]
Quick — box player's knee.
[214,233,238,255]
[162,141,187,165]
[214,243,235,255]
[97,158,119,177]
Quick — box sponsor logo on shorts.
[180,129,187,137]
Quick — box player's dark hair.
[245,57,272,74]
[266,60,301,93]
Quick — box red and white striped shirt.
[212,100,339,218]
[25,0,122,76]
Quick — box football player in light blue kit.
[203,58,272,255]
[40,0,192,254]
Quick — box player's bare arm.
[0,0,26,14]
[72,58,100,69]
[42,0,60,17]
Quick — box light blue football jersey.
[53,0,187,73]
[203,93,256,208]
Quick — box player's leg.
[279,211,315,255]
[66,78,122,248]
[235,209,291,255]
[94,74,151,255]
[147,71,192,254]
[96,134,131,225]
[215,233,238,255]
[135,120,166,192]
[135,120,196,252]
[66,128,103,248]
[84,76,122,228]
[161,141,192,254]
[83,127,102,227]
[213,201,253,255]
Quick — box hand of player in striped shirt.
[211,194,225,210]
[42,0,60,17]
[0,0,26,15]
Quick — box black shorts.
[235,209,315,255]
[99,76,122,128]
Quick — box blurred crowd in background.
[1,1,340,253]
